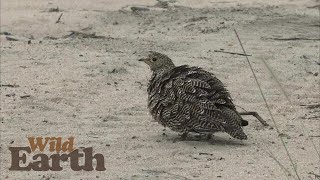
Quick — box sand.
[1,0,319,179]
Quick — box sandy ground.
[1,0,319,179]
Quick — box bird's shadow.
[159,132,247,147]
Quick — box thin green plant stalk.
[311,139,320,159]
[259,58,292,105]
[265,149,294,180]
[248,28,320,175]
[262,53,320,180]
[233,29,301,180]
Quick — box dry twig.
[214,50,251,56]
[142,169,191,180]
[55,13,63,23]
[63,31,107,39]
[0,84,19,88]
[261,37,320,41]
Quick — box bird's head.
[139,51,175,72]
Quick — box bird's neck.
[152,65,175,77]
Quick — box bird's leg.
[195,133,213,140]
[239,111,269,126]
[206,133,213,140]
[179,132,189,141]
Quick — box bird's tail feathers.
[222,124,248,140]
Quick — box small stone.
[5,93,15,97]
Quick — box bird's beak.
[138,58,148,62]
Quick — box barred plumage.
[139,51,248,140]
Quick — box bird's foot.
[179,132,188,141]
[195,133,213,140]
[206,133,213,140]
[239,111,269,126]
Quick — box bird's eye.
[152,57,157,62]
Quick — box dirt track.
[1,0,319,179]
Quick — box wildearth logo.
[9,137,106,171]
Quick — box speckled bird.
[139,51,248,140]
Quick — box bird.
[139,51,248,140]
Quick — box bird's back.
[147,65,248,140]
